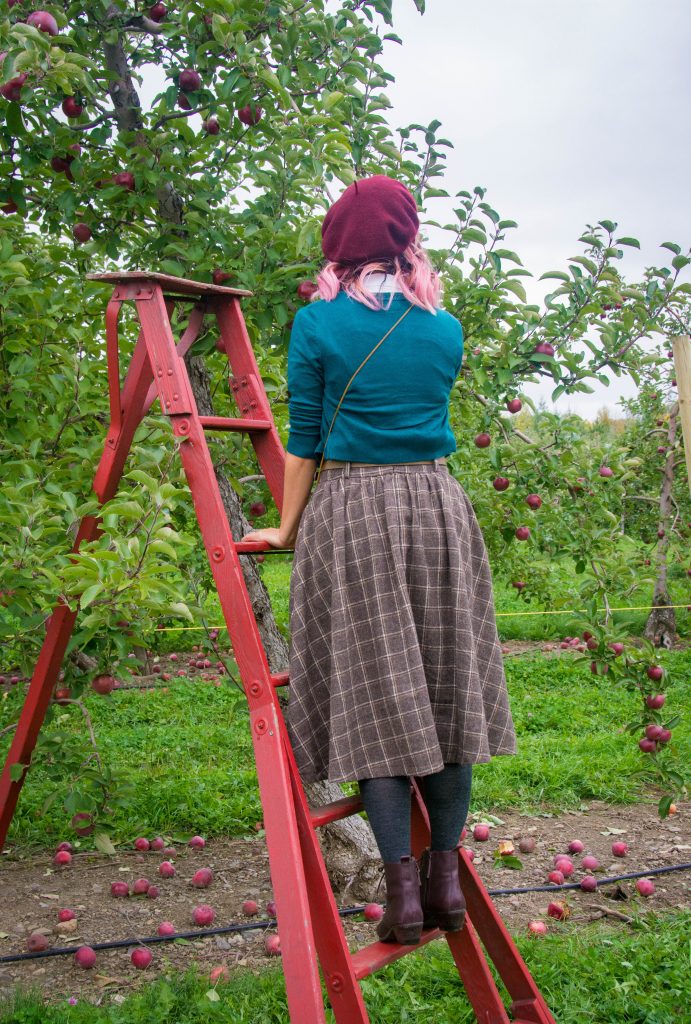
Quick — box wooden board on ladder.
[0,272,556,1024]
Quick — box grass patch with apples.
[1,911,688,1022]
[2,644,689,848]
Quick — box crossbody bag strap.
[314,303,414,486]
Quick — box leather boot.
[419,846,466,932]
[376,856,423,945]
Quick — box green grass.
[3,644,689,848]
[2,912,689,1022]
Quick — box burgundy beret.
[321,175,419,264]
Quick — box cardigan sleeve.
[286,311,324,459]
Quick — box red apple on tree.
[62,96,83,118]
[297,280,318,300]
[237,103,263,125]
[73,222,92,243]
[492,476,509,491]
[506,398,522,413]
[113,171,136,191]
[532,342,555,358]
[474,432,491,448]
[525,494,542,509]
[646,665,664,682]
[92,673,116,694]
[178,92,192,110]
[515,526,530,541]
[203,117,220,135]
[598,466,613,478]
[27,11,59,35]
[149,3,167,21]
[0,70,28,102]
[645,693,665,709]
[179,68,202,92]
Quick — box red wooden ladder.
[0,272,555,1024]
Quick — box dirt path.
[0,798,688,1008]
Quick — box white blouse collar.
[361,271,402,293]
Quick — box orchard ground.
[1,563,689,1019]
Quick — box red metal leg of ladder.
[215,296,287,507]
[411,782,555,1024]
[134,285,327,1024]
[0,329,155,849]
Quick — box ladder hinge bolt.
[157,369,162,377]
[167,368,173,376]
[249,682,263,698]
[255,718,268,735]
[329,973,344,993]
[177,420,190,435]
[211,546,225,562]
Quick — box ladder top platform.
[87,271,253,298]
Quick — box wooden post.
[671,334,691,498]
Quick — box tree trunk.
[644,402,679,648]
[185,354,381,900]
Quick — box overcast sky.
[378,0,691,419]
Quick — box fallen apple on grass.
[157,921,176,937]
[527,920,547,936]
[74,946,96,969]
[363,903,384,921]
[264,934,281,956]
[53,850,72,867]
[192,868,213,888]
[131,947,153,970]
[26,931,49,952]
[134,837,150,851]
[188,835,206,849]
[580,875,598,892]
[242,900,259,916]
[473,824,490,842]
[132,878,151,895]
[547,900,569,920]
[636,878,655,897]
[111,881,129,898]
[581,855,599,871]
[159,861,175,878]
[57,909,76,923]
[192,904,215,926]
[518,836,536,854]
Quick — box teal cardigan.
[286,291,464,464]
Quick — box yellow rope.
[153,603,690,631]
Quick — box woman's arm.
[240,453,317,550]
[278,453,317,547]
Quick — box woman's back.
[287,289,464,464]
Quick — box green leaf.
[205,989,221,1002]
[671,254,690,271]
[170,601,194,623]
[94,832,117,856]
[539,271,571,282]
[660,242,681,255]
[9,763,26,783]
[615,236,640,248]
[80,583,103,609]
[461,227,487,245]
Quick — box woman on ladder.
[243,175,517,945]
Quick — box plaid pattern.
[286,462,517,784]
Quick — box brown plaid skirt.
[286,462,517,784]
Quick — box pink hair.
[314,235,441,314]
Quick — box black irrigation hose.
[2,861,690,966]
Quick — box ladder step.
[199,415,271,432]
[351,928,440,981]
[309,794,363,828]
[270,672,290,688]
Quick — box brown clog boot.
[376,856,423,945]
[419,846,466,932]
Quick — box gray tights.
[358,763,473,863]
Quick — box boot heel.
[434,909,466,932]
[392,921,423,945]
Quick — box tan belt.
[320,457,447,470]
